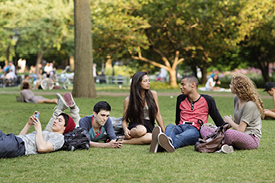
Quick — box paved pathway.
[1,90,270,98]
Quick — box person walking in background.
[150,75,225,153]
[122,71,165,145]
[263,82,275,119]
[200,73,264,153]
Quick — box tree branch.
[130,46,169,70]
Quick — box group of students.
[120,72,264,154]
[0,71,268,159]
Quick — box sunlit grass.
[0,89,274,182]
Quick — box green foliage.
[91,0,149,61]
[235,0,275,81]
[104,65,137,77]
[150,82,179,90]
[1,0,275,85]
[0,0,74,61]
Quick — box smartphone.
[34,113,40,121]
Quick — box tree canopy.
[1,0,275,85]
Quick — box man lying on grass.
[79,101,122,148]
[0,93,76,158]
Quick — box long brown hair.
[123,72,158,124]
[231,73,265,119]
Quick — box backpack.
[195,123,231,153]
[61,127,90,151]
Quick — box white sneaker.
[63,92,75,108]
[158,133,175,153]
[149,126,162,153]
[55,93,69,111]
[221,144,234,154]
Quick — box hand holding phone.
[34,112,40,123]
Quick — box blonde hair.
[231,73,265,119]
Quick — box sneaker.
[63,92,75,108]
[55,93,69,111]
[158,133,175,153]
[156,145,166,152]
[221,144,234,154]
[149,126,162,153]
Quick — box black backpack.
[61,127,90,151]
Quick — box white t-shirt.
[5,72,17,79]
[44,65,53,74]
[17,131,64,155]
[205,77,216,89]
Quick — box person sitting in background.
[8,61,16,74]
[205,74,221,91]
[263,82,275,119]
[20,82,57,104]
[5,69,17,80]
[44,62,53,77]
[21,74,33,90]
[23,74,42,90]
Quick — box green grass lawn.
[0,88,274,182]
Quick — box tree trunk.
[69,55,75,71]
[168,69,177,88]
[259,61,269,82]
[254,50,270,83]
[6,46,10,62]
[73,0,97,98]
[201,62,207,84]
[36,51,44,74]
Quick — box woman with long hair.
[122,72,165,144]
[200,73,264,153]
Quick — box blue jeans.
[165,124,200,149]
[0,130,25,158]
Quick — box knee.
[224,129,233,137]
[141,133,152,144]
[166,123,175,130]
[130,125,147,138]
[224,129,234,144]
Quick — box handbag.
[195,123,231,153]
